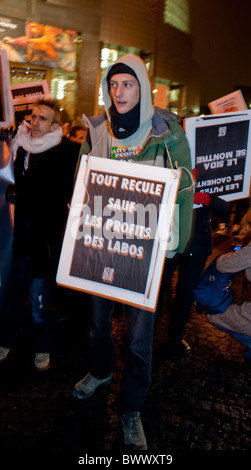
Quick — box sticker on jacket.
[111,146,142,162]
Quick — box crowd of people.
[0,53,250,451]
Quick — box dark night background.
[190,0,251,108]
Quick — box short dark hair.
[69,125,86,138]
[36,99,60,124]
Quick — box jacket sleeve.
[73,130,92,182]
[79,129,92,156]
[166,120,194,253]
[216,243,251,273]
[208,195,231,216]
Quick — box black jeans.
[168,253,208,343]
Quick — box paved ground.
[0,232,250,466]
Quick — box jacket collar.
[81,107,179,138]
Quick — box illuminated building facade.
[0,0,200,121]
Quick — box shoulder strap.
[163,143,174,169]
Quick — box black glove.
[5,184,17,204]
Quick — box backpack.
[193,258,234,315]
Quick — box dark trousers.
[88,295,156,412]
[0,257,51,353]
[168,253,208,343]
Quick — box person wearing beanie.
[73,54,193,450]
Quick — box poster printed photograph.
[57,156,181,311]
[0,16,76,71]
[185,111,251,203]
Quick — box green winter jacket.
[80,108,193,253]
[79,54,193,254]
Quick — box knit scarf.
[109,102,140,139]
[12,120,63,161]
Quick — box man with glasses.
[0,100,79,371]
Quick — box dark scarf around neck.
[109,102,140,139]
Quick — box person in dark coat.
[161,170,231,358]
[0,99,79,371]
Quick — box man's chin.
[115,104,128,114]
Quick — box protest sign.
[11,81,51,127]
[208,90,247,114]
[11,80,50,104]
[0,50,14,311]
[56,156,181,312]
[0,50,14,128]
[185,111,251,202]
[0,131,14,312]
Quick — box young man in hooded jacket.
[73,54,193,450]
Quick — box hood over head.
[102,53,154,130]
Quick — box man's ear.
[50,122,59,132]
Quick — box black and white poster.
[186,111,251,202]
[57,156,181,311]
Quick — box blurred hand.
[5,184,17,204]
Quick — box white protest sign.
[185,111,251,202]
[11,80,51,127]
[11,80,50,104]
[56,155,181,312]
[0,49,14,128]
[208,90,247,114]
